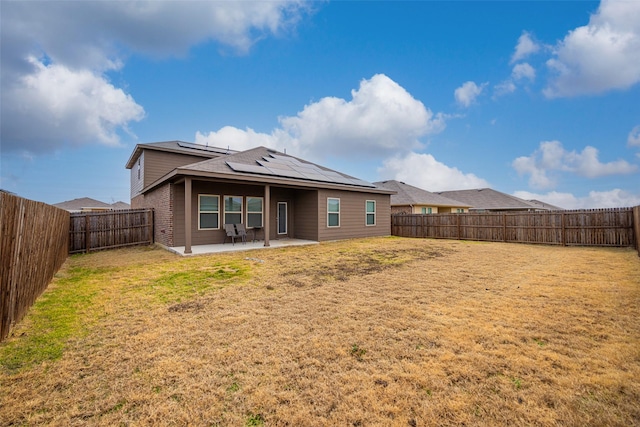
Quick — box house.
[126,141,394,253]
[434,188,558,212]
[526,199,564,211]
[373,180,471,214]
[53,197,131,212]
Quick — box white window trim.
[246,196,264,229]
[327,197,340,228]
[223,195,243,225]
[366,200,376,226]
[198,194,220,230]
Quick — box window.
[366,200,376,226]
[421,207,432,214]
[137,158,141,180]
[246,197,263,228]
[224,196,243,225]
[199,195,219,229]
[456,208,465,213]
[327,198,340,227]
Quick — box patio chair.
[234,223,247,244]
[224,223,239,245]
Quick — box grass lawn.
[1,237,639,426]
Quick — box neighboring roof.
[435,188,550,211]
[373,180,470,208]
[526,199,564,210]
[54,198,130,211]
[110,201,132,210]
[143,146,394,195]
[125,140,236,169]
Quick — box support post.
[184,177,192,254]
[264,184,270,247]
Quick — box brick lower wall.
[131,184,174,247]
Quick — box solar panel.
[227,154,376,188]
[226,162,270,175]
[177,142,230,154]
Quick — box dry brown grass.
[1,237,639,426]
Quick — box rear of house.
[127,142,393,252]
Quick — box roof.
[125,140,236,169]
[526,199,564,210]
[53,197,131,212]
[143,146,394,195]
[53,197,130,212]
[110,201,132,210]
[434,188,550,211]
[373,180,470,208]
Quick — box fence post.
[84,213,90,254]
[503,213,507,242]
[457,214,461,240]
[634,205,640,256]
[561,212,566,247]
[149,209,154,244]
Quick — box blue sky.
[1,0,639,209]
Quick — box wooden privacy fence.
[69,209,153,254]
[1,193,69,342]
[392,207,638,250]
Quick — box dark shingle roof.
[435,188,549,211]
[373,180,470,208]
[54,198,131,212]
[125,140,235,169]
[54,197,112,211]
[526,199,564,210]
[144,146,393,194]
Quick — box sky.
[1,0,639,209]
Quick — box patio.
[167,238,318,256]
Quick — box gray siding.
[130,152,145,199]
[143,150,211,188]
[317,190,391,242]
[292,189,319,241]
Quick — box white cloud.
[197,74,447,160]
[513,140,638,189]
[511,31,540,63]
[195,126,284,153]
[0,1,310,154]
[454,81,487,108]
[544,0,640,98]
[628,125,640,146]
[378,152,489,192]
[514,189,640,209]
[494,62,536,98]
[494,80,517,97]
[2,57,144,153]
[512,63,536,81]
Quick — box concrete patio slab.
[166,239,318,256]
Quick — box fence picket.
[1,193,69,342]
[69,209,153,254]
[392,208,636,248]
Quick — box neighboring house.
[53,197,130,213]
[373,180,471,214]
[126,141,394,253]
[434,188,557,212]
[526,199,564,211]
